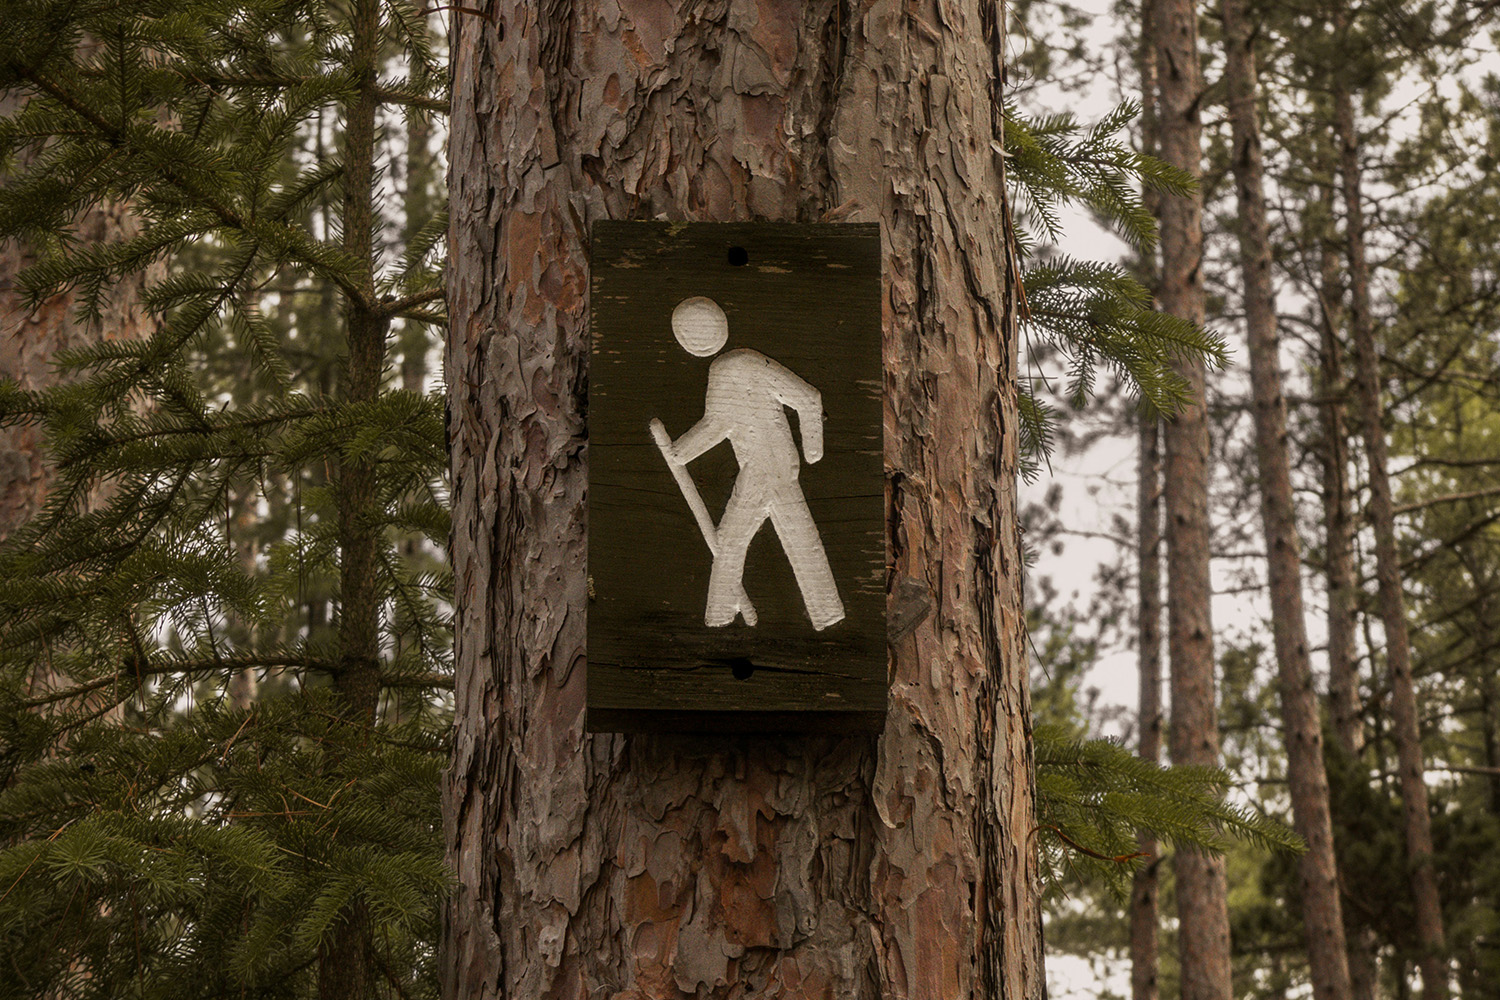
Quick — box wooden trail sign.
[587,222,886,733]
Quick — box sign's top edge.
[590,220,880,234]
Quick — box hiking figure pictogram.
[649,296,846,631]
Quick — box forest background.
[1020,1,1500,998]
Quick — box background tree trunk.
[1149,0,1234,997]
[0,94,152,543]
[0,89,153,708]
[319,1,385,995]
[1223,3,1353,997]
[1131,8,1163,995]
[442,2,1044,998]
[1132,413,1163,1000]
[1313,183,1363,762]
[1314,184,1381,1000]
[1334,78,1449,1000]
[399,63,439,398]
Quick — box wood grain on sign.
[587,222,886,733]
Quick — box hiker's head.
[672,296,728,357]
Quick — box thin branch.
[379,287,445,319]
[395,308,447,326]
[378,671,453,690]
[373,88,448,112]
[1394,485,1500,515]
[25,656,319,707]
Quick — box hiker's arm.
[661,413,726,464]
[765,360,824,463]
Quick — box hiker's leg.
[768,486,845,629]
[706,490,767,626]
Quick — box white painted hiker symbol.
[649,296,847,631]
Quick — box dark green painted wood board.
[587,221,886,734]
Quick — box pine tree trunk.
[1334,79,1449,1000]
[320,0,385,996]
[441,3,1044,998]
[1484,674,1500,816]
[1222,5,1353,998]
[1313,182,1381,1000]
[1132,414,1163,1000]
[1313,187,1363,760]
[399,76,438,396]
[390,86,439,726]
[1,89,153,707]
[0,95,152,542]
[1131,9,1163,995]
[1149,0,1233,997]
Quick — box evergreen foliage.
[1009,103,1281,901]
[1034,724,1304,897]
[0,0,450,996]
[1024,586,1303,902]
[1005,101,1229,475]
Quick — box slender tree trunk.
[228,477,261,711]
[1150,0,1233,997]
[1334,79,1449,1000]
[1313,183,1363,760]
[1132,415,1163,1000]
[1222,6,1353,998]
[442,3,1044,998]
[1314,186,1382,1000]
[1131,11,1164,996]
[1359,609,1389,783]
[399,85,438,396]
[387,90,440,726]
[320,0,385,996]
[1484,675,1500,816]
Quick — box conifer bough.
[0,1,452,997]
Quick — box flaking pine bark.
[1147,0,1234,997]
[1221,2,1354,998]
[441,2,1045,998]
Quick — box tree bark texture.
[1334,81,1449,1000]
[1131,414,1163,1000]
[1149,1,1233,998]
[1223,5,1353,998]
[442,2,1045,998]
